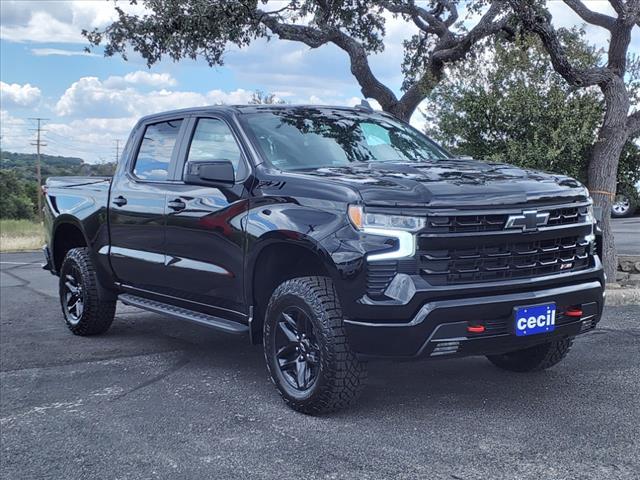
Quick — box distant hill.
[0,151,116,219]
[1,151,116,182]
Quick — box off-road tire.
[59,247,116,335]
[487,337,574,372]
[263,276,367,414]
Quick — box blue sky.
[1,1,637,163]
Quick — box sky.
[0,0,638,163]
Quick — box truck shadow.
[107,311,613,419]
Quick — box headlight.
[348,205,424,261]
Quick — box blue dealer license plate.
[514,303,556,337]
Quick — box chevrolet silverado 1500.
[43,105,604,413]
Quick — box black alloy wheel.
[62,267,84,324]
[263,277,367,414]
[273,306,321,392]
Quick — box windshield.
[242,107,450,171]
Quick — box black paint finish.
[43,105,605,358]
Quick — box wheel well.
[251,243,330,344]
[53,223,87,271]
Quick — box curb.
[605,287,640,306]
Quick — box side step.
[119,294,249,335]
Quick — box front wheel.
[486,337,574,372]
[263,277,367,414]
[59,247,116,335]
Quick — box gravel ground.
[1,252,639,480]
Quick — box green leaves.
[426,32,638,184]
[83,0,387,67]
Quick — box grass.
[0,219,45,252]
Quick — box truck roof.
[137,104,376,123]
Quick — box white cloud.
[55,76,132,117]
[55,74,255,118]
[0,81,42,107]
[1,10,83,43]
[31,47,98,57]
[0,0,147,44]
[0,110,30,153]
[103,71,178,89]
[123,71,177,87]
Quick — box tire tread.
[60,247,115,336]
[264,276,367,414]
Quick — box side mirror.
[184,160,235,187]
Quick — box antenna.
[356,99,373,113]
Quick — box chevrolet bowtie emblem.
[505,210,550,232]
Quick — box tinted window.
[243,108,450,171]
[186,118,244,178]
[133,119,182,181]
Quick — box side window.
[186,118,245,179]
[133,119,183,181]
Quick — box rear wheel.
[263,277,367,414]
[59,247,116,335]
[611,194,635,218]
[486,337,574,372]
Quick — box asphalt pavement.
[611,217,640,255]
[1,252,639,480]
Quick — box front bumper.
[344,280,604,359]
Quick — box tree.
[509,0,640,280]
[249,90,286,105]
[426,31,639,185]
[0,170,35,220]
[84,0,513,121]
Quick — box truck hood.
[294,159,588,207]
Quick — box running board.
[119,294,249,335]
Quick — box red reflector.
[565,308,583,318]
[467,325,485,333]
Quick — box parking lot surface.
[611,217,640,255]
[1,252,639,480]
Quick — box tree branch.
[510,1,611,87]
[608,0,626,16]
[395,1,511,118]
[379,1,448,36]
[628,110,640,135]
[564,0,616,30]
[257,10,399,112]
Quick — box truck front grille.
[364,202,594,296]
[418,235,591,286]
[423,205,588,234]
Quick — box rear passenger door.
[109,117,186,292]
[160,116,251,318]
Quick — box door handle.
[167,199,186,211]
[112,195,127,207]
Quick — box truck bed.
[45,176,112,190]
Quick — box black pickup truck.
[43,105,604,413]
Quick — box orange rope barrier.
[589,189,616,198]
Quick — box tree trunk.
[588,78,631,283]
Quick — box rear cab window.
[133,119,183,181]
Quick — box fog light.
[467,325,485,333]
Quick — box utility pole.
[29,118,48,221]
[114,139,120,163]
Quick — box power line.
[29,117,49,221]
